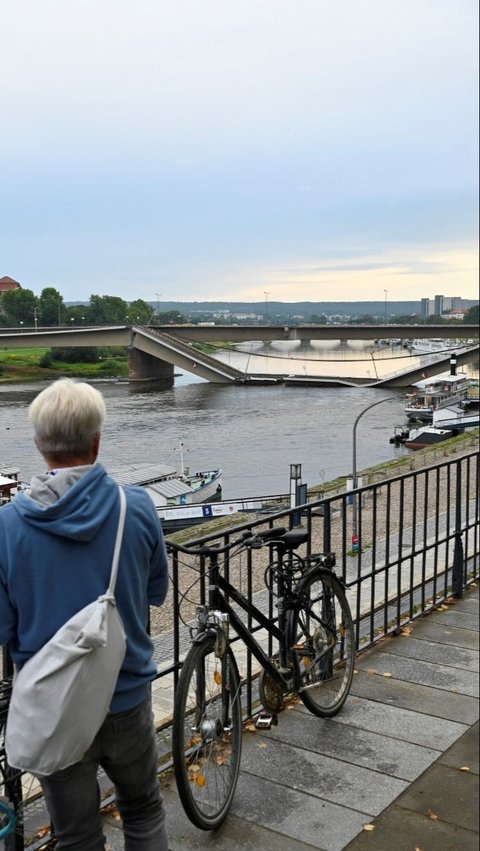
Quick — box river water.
[1,343,477,498]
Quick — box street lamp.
[33,307,38,332]
[384,290,388,325]
[351,397,398,546]
[264,290,270,322]
[155,292,161,321]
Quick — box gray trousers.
[40,695,168,851]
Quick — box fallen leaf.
[245,723,257,732]
[427,809,439,821]
[460,766,470,772]
[382,671,393,678]
[363,823,375,831]
[414,846,425,850]
[400,626,413,636]
[256,742,268,749]
[366,668,377,675]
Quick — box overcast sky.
[1,1,478,304]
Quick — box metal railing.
[1,450,478,847]
[164,451,479,698]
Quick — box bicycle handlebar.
[167,526,288,557]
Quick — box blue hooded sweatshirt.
[0,463,168,713]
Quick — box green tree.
[87,295,128,324]
[39,287,65,326]
[0,288,39,327]
[126,299,152,324]
[464,304,479,326]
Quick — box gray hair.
[29,378,106,458]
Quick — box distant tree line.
[0,287,478,328]
[0,288,188,328]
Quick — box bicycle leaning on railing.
[168,525,355,830]
[0,678,18,844]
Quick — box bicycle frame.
[198,548,299,694]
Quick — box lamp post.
[351,397,398,547]
[384,289,388,325]
[264,290,270,322]
[155,292,161,322]
[33,307,38,332]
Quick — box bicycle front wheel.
[172,635,243,830]
[287,569,355,717]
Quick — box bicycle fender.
[192,628,217,646]
[191,630,241,690]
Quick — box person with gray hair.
[0,378,169,850]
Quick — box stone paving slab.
[255,709,440,781]
[309,694,468,750]
[440,720,479,774]
[398,761,479,833]
[376,634,479,670]
[355,649,479,696]
[230,771,368,851]
[406,617,480,649]
[239,735,407,816]
[343,803,479,851]
[349,668,479,724]
[429,609,479,630]
[159,779,320,851]
[344,723,480,851]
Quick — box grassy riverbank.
[0,348,129,382]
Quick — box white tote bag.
[5,487,127,776]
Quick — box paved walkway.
[100,582,478,851]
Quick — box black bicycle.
[168,525,355,831]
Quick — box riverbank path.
[100,581,478,851]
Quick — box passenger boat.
[404,370,471,422]
[409,338,464,354]
[112,462,222,508]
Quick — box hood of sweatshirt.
[11,463,118,542]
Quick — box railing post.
[452,460,464,599]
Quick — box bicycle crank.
[258,670,285,713]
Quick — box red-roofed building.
[0,276,22,292]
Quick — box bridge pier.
[128,348,174,382]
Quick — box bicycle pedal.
[254,713,277,730]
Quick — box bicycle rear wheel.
[287,569,355,717]
[172,635,243,830]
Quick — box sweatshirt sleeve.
[148,524,169,606]
[0,561,16,647]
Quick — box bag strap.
[107,487,127,594]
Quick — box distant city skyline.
[1,1,478,302]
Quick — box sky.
[1,0,478,304]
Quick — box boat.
[158,494,289,533]
[389,405,479,451]
[110,443,222,509]
[404,369,471,422]
[110,461,222,509]
[403,426,454,450]
[0,467,21,506]
[459,380,479,410]
[409,338,464,355]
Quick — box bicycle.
[1,677,47,850]
[168,525,355,831]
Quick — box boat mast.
[178,441,185,478]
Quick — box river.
[1,344,477,498]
